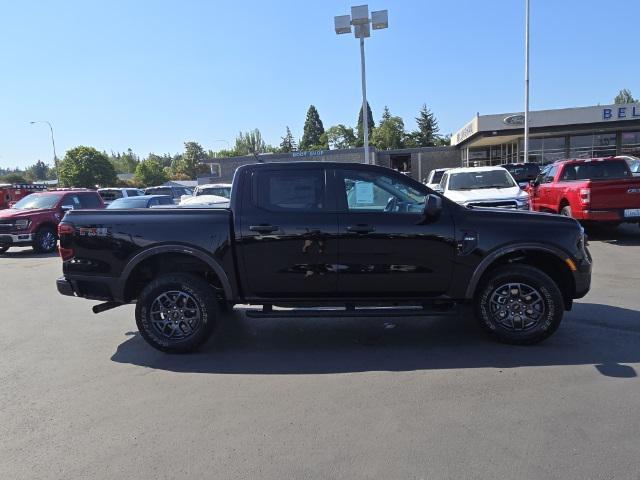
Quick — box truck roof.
[553,157,621,166]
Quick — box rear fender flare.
[116,245,233,302]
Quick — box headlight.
[15,218,30,230]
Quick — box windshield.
[107,197,149,209]
[12,193,60,210]
[448,170,516,190]
[197,187,231,198]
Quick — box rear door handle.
[346,224,375,234]
[249,224,279,233]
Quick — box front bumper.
[0,233,34,246]
[572,259,592,299]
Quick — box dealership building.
[451,102,640,167]
[203,102,640,183]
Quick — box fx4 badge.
[628,188,640,194]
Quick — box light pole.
[523,0,530,163]
[30,120,58,180]
[335,5,388,165]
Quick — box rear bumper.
[56,275,120,301]
[0,233,33,246]
[56,277,76,297]
[579,209,640,223]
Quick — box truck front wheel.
[135,273,220,353]
[474,265,564,345]
[33,227,57,253]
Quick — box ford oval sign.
[503,114,525,126]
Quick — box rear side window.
[562,161,630,181]
[99,190,122,201]
[125,189,141,197]
[146,187,172,196]
[78,193,103,208]
[158,196,173,205]
[256,170,325,211]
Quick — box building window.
[542,137,566,164]
[569,135,593,158]
[622,131,640,156]
[593,133,617,157]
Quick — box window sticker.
[355,181,374,204]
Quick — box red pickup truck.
[0,189,104,254]
[529,157,640,226]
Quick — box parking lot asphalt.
[1,225,640,480]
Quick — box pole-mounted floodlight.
[334,5,388,165]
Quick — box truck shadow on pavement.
[0,250,58,259]
[111,302,640,378]
[585,224,640,246]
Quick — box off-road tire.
[474,265,564,345]
[135,273,220,353]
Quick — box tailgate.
[589,179,640,209]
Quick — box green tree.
[25,160,50,181]
[371,106,406,150]
[0,173,28,184]
[279,126,297,152]
[325,124,357,150]
[356,101,375,147]
[234,129,267,156]
[174,141,209,179]
[614,89,637,104]
[108,148,139,174]
[58,146,117,188]
[411,103,440,147]
[299,105,325,151]
[135,157,168,186]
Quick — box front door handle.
[249,224,279,233]
[346,224,375,234]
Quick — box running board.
[244,303,458,319]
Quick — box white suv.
[436,166,529,210]
[97,188,144,205]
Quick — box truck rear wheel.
[474,265,564,345]
[560,206,572,218]
[135,273,220,353]
[33,227,57,253]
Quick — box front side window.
[342,170,425,214]
[125,189,141,197]
[99,190,122,201]
[257,170,325,211]
[146,188,172,196]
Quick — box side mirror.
[61,204,74,212]
[530,180,540,188]
[423,194,442,221]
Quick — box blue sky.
[1,0,638,169]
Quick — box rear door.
[237,166,338,299]
[334,167,455,297]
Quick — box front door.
[334,167,455,298]
[238,167,338,299]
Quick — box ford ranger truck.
[529,157,640,225]
[56,162,592,353]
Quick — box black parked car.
[502,163,541,187]
[57,162,591,353]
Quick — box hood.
[0,208,54,220]
[446,185,526,204]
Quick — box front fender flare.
[464,243,571,300]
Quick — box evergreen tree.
[279,126,297,152]
[356,102,375,147]
[299,105,325,151]
[614,88,637,104]
[412,103,440,147]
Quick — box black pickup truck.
[56,162,592,352]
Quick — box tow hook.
[92,301,123,314]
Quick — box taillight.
[58,222,75,261]
[579,188,590,206]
